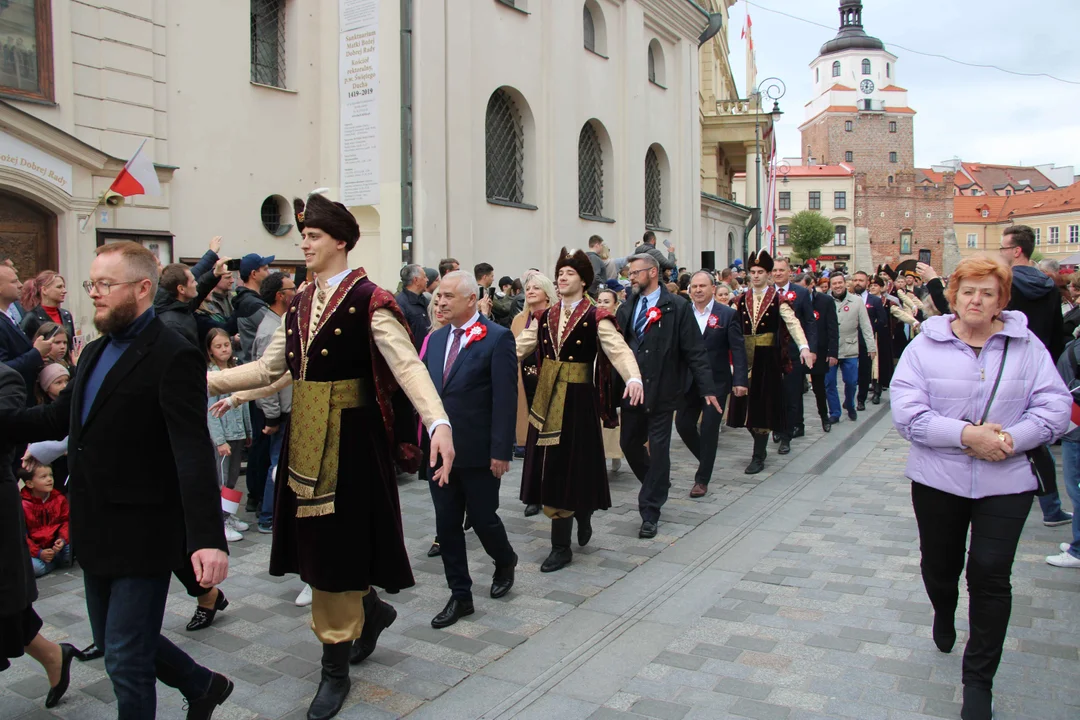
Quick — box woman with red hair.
[19,271,75,352]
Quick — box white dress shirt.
[692,299,715,334]
[443,311,481,371]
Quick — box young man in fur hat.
[207,193,454,720]
[515,248,644,571]
[727,250,812,474]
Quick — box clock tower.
[798,0,956,270]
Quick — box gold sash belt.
[528,361,590,447]
[745,332,776,376]
[288,378,369,518]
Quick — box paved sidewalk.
[2,405,1077,719]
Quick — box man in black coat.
[155,258,229,348]
[800,273,839,431]
[771,257,817,454]
[1,241,233,718]
[395,263,431,350]
[675,271,748,498]
[617,254,718,538]
[421,271,517,628]
[850,271,883,407]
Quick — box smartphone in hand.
[663,238,673,250]
[918,248,931,265]
[224,258,242,272]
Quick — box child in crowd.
[20,464,72,577]
[35,363,69,406]
[206,328,252,542]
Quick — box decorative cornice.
[0,100,113,171]
[639,0,710,43]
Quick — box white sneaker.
[295,584,313,607]
[1061,542,1073,553]
[224,525,243,543]
[225,515,249,532]
[1046,551,1080,568]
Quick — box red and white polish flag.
[221,487,242,515]
[109,139,162,197]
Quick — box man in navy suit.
[772,257,817,454]
[850,271,883,407]
[800,273,839,431]
[0,263,60,401]
[422,271,518,629]
[675,271,748,498]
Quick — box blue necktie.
[634,297,649,336]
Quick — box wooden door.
[0,192,56,278]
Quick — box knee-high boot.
[871,380,882,405]
[576,510,593,547]
[349,589,397,664]
[744,432,768,475]
[541,517,574,572]
[308,641,351,720]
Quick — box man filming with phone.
[635,231,677,274]
[155,254,234,347]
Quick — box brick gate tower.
[799,0,956,271]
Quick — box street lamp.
[754,77,785,253]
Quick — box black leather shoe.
[856,401,866,411]
[540,547,573,572]
[350,591,397,664]
[933,611,956,654]
[72,643,104,662]
[308,643,350,720]
[639,521,658,539]
[185,671,234,720]
[186,590,228,631]
[848,408,858,421]
[426,541,441,557]
[778,439,791,455]
[961,685,993,720]
[576,513,593,547]
[821,417,831,433]
[431,597,474,628]
[44,643,76,709]
[792,425,805,439]
[245,496,260,513]
[523,504,540,517]
[744,457,765,474]
[491,560,516,599]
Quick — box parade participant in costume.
[727,250,812,474]
[515,249,643,571]
[868,266,919,401]
[206,193,454,720]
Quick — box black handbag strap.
[979,337,1010,425]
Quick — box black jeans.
[245,404,269,504]
[779,363,805,439]
[429,467,516,602]
[910,482,1032,691]
[621,407,674,523]
[857,351,872,402]
[83,572,214,718]
[809,373,829,420]
[674,399,723,487]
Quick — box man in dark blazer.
[800,273,840,431]
[0,242,233,718]
[851,271,883,407]
[772,257,817,454]
[617,254,718,538]
[675,271,748,498]
[0,263,60,401]
[422,270,518,629]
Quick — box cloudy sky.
[726,0,1080,174]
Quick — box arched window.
[647,39,665,86]
[861,58,871,75]
[485,89,524,204]
[583,4,595,52]
[578,122,604,217]
[831,61,840,77]
[645,147,662,228]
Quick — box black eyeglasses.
[83,280,140,296]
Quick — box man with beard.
[826,273,875,424]
[617,254,715,537]
[727,251,812,474]
[206,193,454,720]
[0,241,232,718]
[516,249,643,565]
[849,271,882,409]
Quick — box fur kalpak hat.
[555,247,594,288]
[876,263,898,281]
[747,249,774,273]
[293,193,360,251]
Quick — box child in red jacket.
[19,464,72,577]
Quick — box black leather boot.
[744,432,768,475]
[576,511,593,547]
[541,517,573,572]
[871,381,882,405]
[308,642,351,720]
[350,589,397,664]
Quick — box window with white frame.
[1070,225,1079,244]
[1049,226,1060,244]
[967,233,977,248]
[834,225,847,246]
[1035,227,1041,245]
[778,225,789,245]
[831,61,840,77]
[778,191,790,210]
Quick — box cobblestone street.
[2,403,1078,720]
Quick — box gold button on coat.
[349,307,356,314]
[288,352,294,358]
[321,349,329,356]
[334,328,342,335]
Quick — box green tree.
[787,210,834,261]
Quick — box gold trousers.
[310,587,369,644]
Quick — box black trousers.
[674,399,723,487]
[809,373,829,420]
[779,362,805,439]
[246,404,270,504]
[621,407,674,523]
[911,482,1032,690]
[429,466,515,602]
[173,559,212,599]
[857,351,872,403]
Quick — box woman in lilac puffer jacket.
[891,256,1070,720]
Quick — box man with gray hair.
[396,263,431,350]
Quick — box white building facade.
[1,0,713,331]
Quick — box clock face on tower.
[860,79,875,94]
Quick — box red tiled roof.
[959,163,1057,192]
[916,168,945,184]
[954,196,1010,223]
[880,85,907,91]
[800,106,916,126]
[830,84,855,91]
[954,184,1080,222]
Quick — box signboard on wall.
[340,0,378,206]
[0,130,72,195]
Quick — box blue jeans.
[259,430,283,528]
[31,543,72,577]
[1059,440,1080,557]
[826,358,859,420]
[83,572,213,718]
